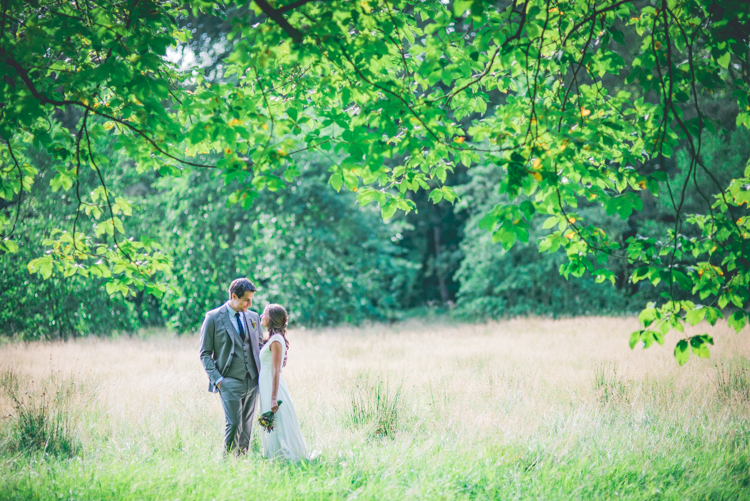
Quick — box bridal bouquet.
[258,400,282,432]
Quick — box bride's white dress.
[258,333,309,461]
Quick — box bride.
[258,304,310,461]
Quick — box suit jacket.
[199,303,262,393]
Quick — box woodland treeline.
[4,125,748,339]
[1,0,749,359]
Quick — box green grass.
[1,421,747,500]
[346,375,402,437]
[716,363,750,401]
[0,368,80,458]
[1,319,749,500]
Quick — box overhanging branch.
[254,0,304,43]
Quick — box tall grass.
[715,363,750,401]
[0,317,748,500]
[346,375,402,437]
[0,368,82,457]
[592,362,623,403]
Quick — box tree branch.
[560,0,631,47]
[558,18,596,132]
[1,140,24,240]
[555,186,629,260]
[84,122,128,259]
[0,0,11,40]
[3,51,217,170]
[72,110,90,257]
[254,0,304,43]
[426,46,500,105]
[254,66,276,157]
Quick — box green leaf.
[493,226,516,250]
[63,264,78,278]
[542,216,558,229]
[671,270,692,291]
[704,307,722,326]
[2,240,19,253]
[631,266,650,283]
[629,330,643,349]
[441,186,457,204]
[453,0,471,17]
[146,283,166,299]
[50,171,74,192]
[653,330,665,346]
[728,310,747,333]
[674,339,690,366]
[40,261,53,279]
[435,165,447,183]
[343,170,359,191]
[329,172,344,192]
[514,225,529,243]
[638,306,658,327]
[717,51,730,69]
[689,334,713,358]
[685,307,706,326]
[357,189,384,207]
[642,330,658,349]
[520,200,535,219]
[382,200,398,221]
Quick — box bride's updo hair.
[264,304,290,360]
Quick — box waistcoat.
[225,319,258,380]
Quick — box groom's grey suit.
[199,303,262,453]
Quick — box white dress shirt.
[226,301,242,336]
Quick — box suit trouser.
[219,374,259,453]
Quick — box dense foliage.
[157,157,416,330]
[455,162,640,319]
[2,0,750,362]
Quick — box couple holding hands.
[199,278,310,461]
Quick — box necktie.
[235,312,246,341]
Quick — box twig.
[382,0,412,88]
[560,0,631,47]
[334,42,444,144]
[254,66,276,157]
[424,46,500,106]
[84,122,127,259]
[524,0,552,142]
[2,140,24,239]
[558,18,596,132]
[555,186,629,260]
[72,110,90,256]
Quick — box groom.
[199,278,263,454]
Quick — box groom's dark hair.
[229,278,256,299]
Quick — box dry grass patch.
[0,316,748,500]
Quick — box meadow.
[0,317,748,500]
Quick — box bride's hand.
[271,398,279,413]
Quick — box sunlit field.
[1,317,749,500]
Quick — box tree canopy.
[2,0,750,363]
